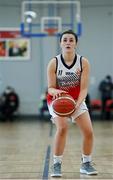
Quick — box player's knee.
[85,129,94,140]
[57,125,68,136]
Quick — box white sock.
[82,154,91,163]
[53,155,63,164]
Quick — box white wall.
[79,0,113,98]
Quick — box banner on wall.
[0,30,20,38]
[0,28,30,60]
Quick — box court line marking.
[42,145,51,180]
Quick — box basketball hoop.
[44,28,58,36]
[21,1,82,37]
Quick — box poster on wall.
[0,29,30,60]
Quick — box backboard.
[20,1,82,37]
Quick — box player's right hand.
[52,89,68,100]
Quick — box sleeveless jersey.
[47,53,83,105]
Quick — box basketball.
[52,94,76,117]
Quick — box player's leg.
[76,111,98,175]
[54,116,69,155]
[76,111,93,155]
[51,116,69,177]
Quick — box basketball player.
[47,30,98,177]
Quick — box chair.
[90,99,102,118]
[105,99,113,119]
[91,99,102,110]
[105,99,113,111]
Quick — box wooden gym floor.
[0,118,113,180]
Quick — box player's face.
[60,34,77,53]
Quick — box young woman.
[47,30,98,177]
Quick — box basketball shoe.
[51,162,62,177]
[80,161,98,175]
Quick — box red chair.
[90,99,102,118]
[91,99,102,111]
[105,99,113,112]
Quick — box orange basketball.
[52,94,76,117]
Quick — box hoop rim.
[44,28,58,35]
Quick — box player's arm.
[47,58,67,99]
[76,58,90,109]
